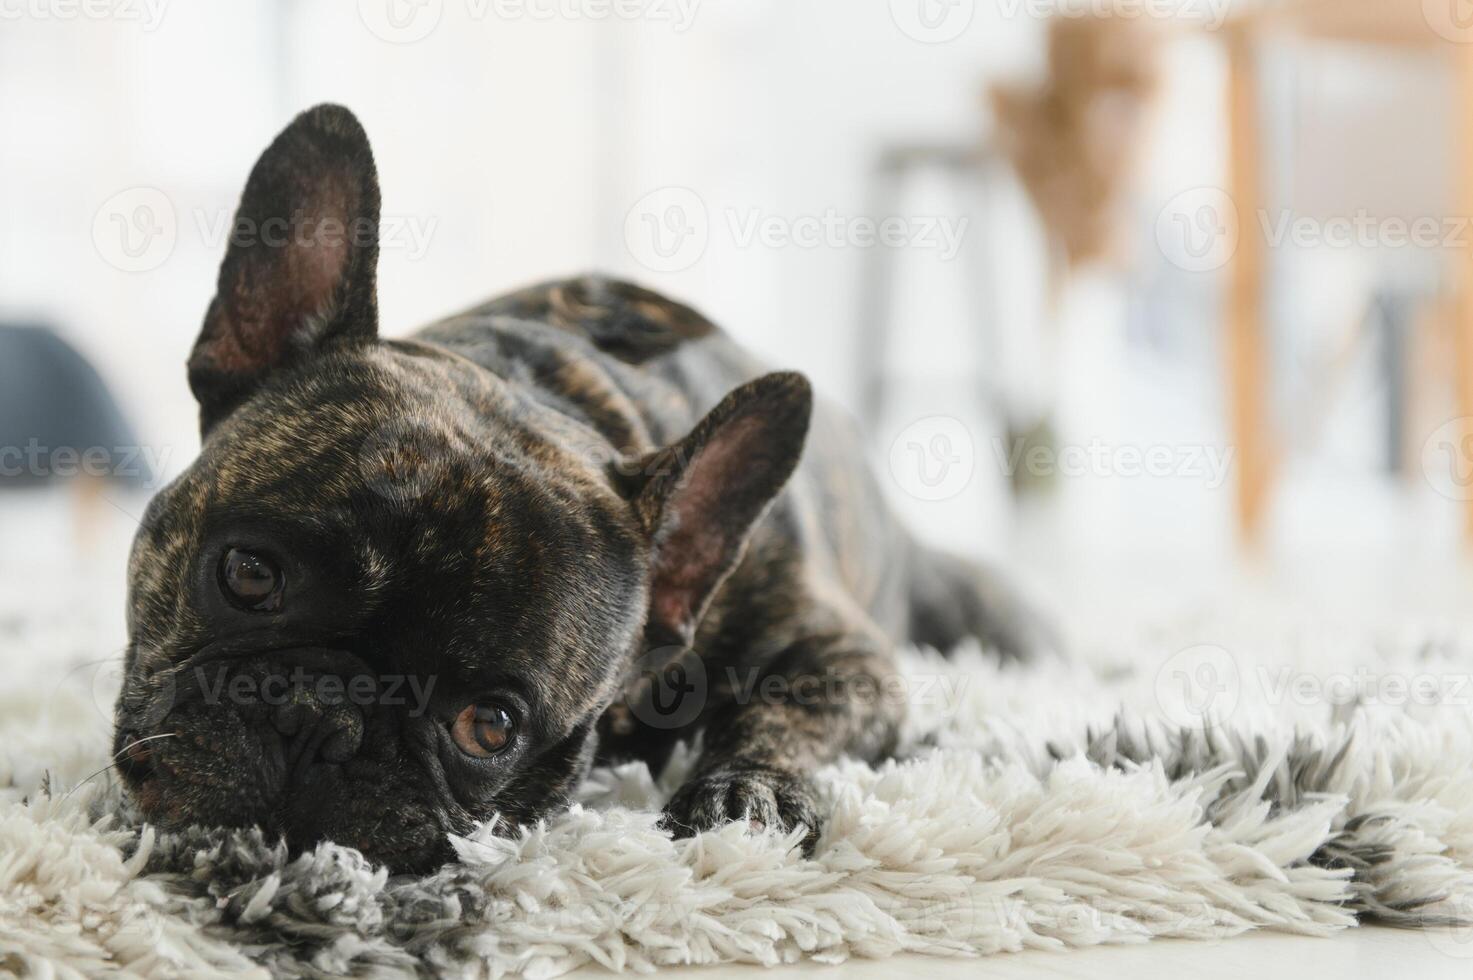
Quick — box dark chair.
[0,323,151,488]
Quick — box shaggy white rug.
[4,564,1473,978]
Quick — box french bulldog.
[112,105,1054,873]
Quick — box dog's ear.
[188,104,380,434]
[626,371,812,648]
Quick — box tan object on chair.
[990,13,1163,271]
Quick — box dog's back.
[417,274,1052,666]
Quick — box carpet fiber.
[4,574,1473,978]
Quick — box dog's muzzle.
[115,646,397,827]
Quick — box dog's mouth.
[113,646,457,870]
[114,728,164,811]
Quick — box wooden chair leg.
[1456,44,1473,546]
[1225,28,1272,545]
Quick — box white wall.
[3,4,1463,583]
[0,1,1036,473]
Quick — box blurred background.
[6,0,1473,664]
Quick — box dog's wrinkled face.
[115,343,649,871]
[113,105,811,872]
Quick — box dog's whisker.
[60,761,120,802]
[113,732,177,761]
[98,492,147,529]
[60,733,178,804]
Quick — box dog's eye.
[450,704,516,758]
[219,548,284,612]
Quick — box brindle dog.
[112,105,1055,872]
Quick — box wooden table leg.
[1225,27,1272,546]
[1456,42,1473,546]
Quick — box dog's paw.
[661,764,821,854]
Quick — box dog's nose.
[271,697,364,766]
[115,728,156,778]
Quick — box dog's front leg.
[662,630,902,854]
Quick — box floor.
[582,926,1473,979]
[8,487,1473,980]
